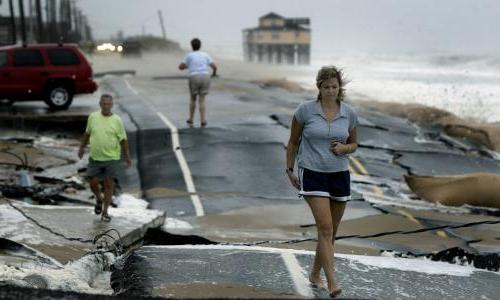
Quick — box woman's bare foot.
[328,287,342,298]
[308,274,324,289]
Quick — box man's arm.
[178,62,187,70]
[209,63,217,77]
[120,139,132,168]
[78,133,90,159]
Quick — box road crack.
[5,198,92,244]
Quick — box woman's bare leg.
[305,197,337,292]
[309,243,324,288]
[199,94,206,125]
[188,94,197,123]
[328,200,346,296]
[330,200,346,243]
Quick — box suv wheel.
[44,85,74,110]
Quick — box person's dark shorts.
[298,168,351,202]
[86,158,120,179]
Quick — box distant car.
[0,44,97,110]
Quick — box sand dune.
[354,100,500,151]
[405,173,500,208]
[250,79,306,93]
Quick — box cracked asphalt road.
[3,68,500,298]
[100,75,500,259]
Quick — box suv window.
[0,51,6,67]
[13,50,44,67]
[47,48,81,66]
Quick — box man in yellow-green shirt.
[78,94,131,222]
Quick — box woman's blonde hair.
[316,65,346,103]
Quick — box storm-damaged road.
[2,71,500,298]
[95,74,500,298]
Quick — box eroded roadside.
[1,73,500,299]
[0,93,165,296]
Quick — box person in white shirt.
[178,38,217,127]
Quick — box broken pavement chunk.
[405,173,500,208]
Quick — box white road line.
[145,244,316,255]
[124,78,139,95]
[157,112,204,217]
[123,78,204,216]
[281,252,314,297]
[144,245,314,297]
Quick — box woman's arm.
[286,116,303,189]
[209,63,217,77]
[344,127,358,153]
[331,127,358,155]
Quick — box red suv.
[0,44,97,109]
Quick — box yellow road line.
[395,210,448,239]
[351,156,447,239]
[348,164,357,175]
[372,186,384,196]
[436,230,448,238]
[397,209,421,225]
[350,156,369,175]
[349,156,385,196]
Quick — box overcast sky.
[3,0,500,55]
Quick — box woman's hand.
[330,141,349,156]
[287,170,300,190]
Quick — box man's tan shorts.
[189,74,211,96]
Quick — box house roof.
[243,24,310,32]
[259,12,284,20]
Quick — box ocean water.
[313,53,500,123]
[209,47,500,123]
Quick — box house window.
[272,31,280,39]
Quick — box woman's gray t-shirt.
[294,100,358,173]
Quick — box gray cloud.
[4,0,499,54]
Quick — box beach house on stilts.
[243,12,311,65]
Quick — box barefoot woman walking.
[178,38,217,127]
[286,66,358,298]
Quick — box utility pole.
[8,0,16,44]
[35,0,43,42]
[77,9,83,41]
[157,10,166,40]
[18,0,27,44]
[44,0,49,40]
[84,19,93,41]
[66,0,73,40]
[28,0,34,42]
[72,4,78,40]
[49,0,57,41]
[59,0,64,39]
[59,0,71,41]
